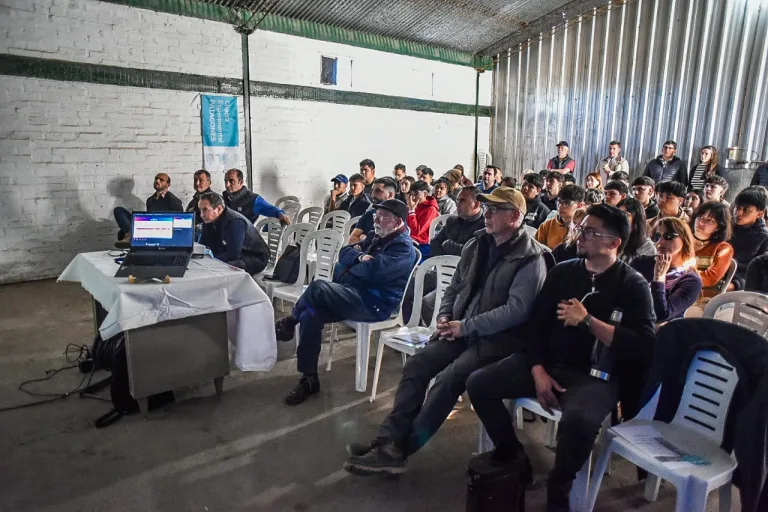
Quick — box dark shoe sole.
[343,461,406,477]
[284,388,319,406]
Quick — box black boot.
[346,440,378,457]
[275,316,298,342]
[284,374,320,405]
[344,441,407,476]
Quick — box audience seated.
[562,173,576,185]
[360,159,376,196]
[493,166,504,186]
[616,197,656,264]
[688,145,724,191]
[442,169,464,202]
[324,174,349,213]
[585,188,605,205]
[467,204,655,512]
[520,173,551,229]
[585,171,602,190]
[642,140,688,185]
[536,184,586,250]
[500,176,516,188]
[546,141,576,173]
[746,252,768,292]
[631,217,701,323]
[647,180,688,229]
[631,176,659,219]
[750,163,768,187]
[432,178,457,216]
[396,176,415,203]
[690,201,734,299]
[418,167,434,189]
[275,199,418,405]
[704,175,730,206]
[683,188,704,217]
[392,163,406,186]
[198,191,270,274]
[344,188,551,477]
[595,140,629,180]
[551,207,586,263]
[339,173,371,218]
[453,164,475,188]
[609,170,630,187]
[603,179,628,206]
[729,186,768,291]
[407,181,440,258]
[186,169,214,225]
[415,165,427,181]
[114,172,183,247]
[223,168,290,225]
[541,170,564,211]
[476,165,499,194]
[348,177,398,245]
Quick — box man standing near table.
[198,191,270,275]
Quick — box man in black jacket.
[631,176,659,219]
[521,172,551,229]
[467,204,656,512]
[114,172,183,248]
[642,140,688,185]
[222,168,291,226]
[730,186,768,290]
[186,169,213,226]
[198,191,270,275]
[339,173,371,218]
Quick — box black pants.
[467,354,617,490]
[377,339,498,456]
[229,254,267,275]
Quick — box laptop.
[114,212,195,279]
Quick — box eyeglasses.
[484,204,516,214]
[651,232,681,242]
[556,199,574,207]
[663,145,676,150]
[572,226,618,241]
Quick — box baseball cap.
[476,186,527,215]
[372,199,408,223]
[556,141,569,148]
[331,174,348,184]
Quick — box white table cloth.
[58,252,277,371]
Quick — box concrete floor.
[0,280,738,512]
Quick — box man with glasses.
[643,140,688,185]
[631,176,659,219]
[222,168,291,225]
[344,187,552,477]
[536,185,586,249]
[647,180,688,229]
[603,180,628,207]
[467,204,656,512]
[275,199,418,405]
[360,158,377,196]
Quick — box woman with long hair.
[585,172,603,190]
[631,217,702,322]
[689,201,734,298]
[683,189,704,217]
[688,146,724,191]
[617,197,656,264]
[551,207,587,263]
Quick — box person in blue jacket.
[222,168,291,225]
[274,199,419,405]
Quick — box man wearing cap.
[114,172,184,248]
[344,187,553,477]
[324,174,349,213]
[547,141,576,173]
[274,199,418,405]
[222,168,291,225]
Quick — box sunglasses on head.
[651,232,681,242]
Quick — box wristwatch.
[579,314,593,331]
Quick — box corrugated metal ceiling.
[199,0,578,54]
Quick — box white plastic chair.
[318,210,351,233]
[702,290,768,335]
[428,214,455,240]
[717,260,738,295]
[344,215,362,243]
[585,350,739,512]
[275,195,299,210]
[327,251,422,390]
[368,255,461,402]
[297,206,324,226]
[253,222,315,299]
[281,201,302,223]
[254,217,283,271]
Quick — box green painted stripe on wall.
[0,54,491,117]
[97,0,493,69]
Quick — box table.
[59,252,278,416]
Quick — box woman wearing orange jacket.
[689,201,734,299]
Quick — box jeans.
[113,206,132,239]
[377,339,498,456]
[402,269,438,325]
[293,281,383,375]
[466,354,617,506]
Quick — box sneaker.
[275,316,298,342]
[346,440,377,457]
[344,441,406,476]
[284,375,320,405]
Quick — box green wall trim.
[0,54,491,117]
[97,0,493,69]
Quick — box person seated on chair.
[406,180,440,259]
[274,199,418,405]
[646,180,688,230]
[433,178,457,216]
[541,170,564,211]
[608,170,630,187]
[603,179,628,207]
[521,172,551,229]
[690,201,734,300]
[746,252,768,292]
[222,168,291,226]
[348,177,397,245]
[114,172,183,248]
[324,174,349,213]
[703,175,730,207]
[396,176,415,203]
[729,186,768,291]
[551,207,587,263]
[535,185,586,250]
[631,175,659,219]
[344,187,552,477]
[198,191,270,275]
[442,169,464,203]
[475,165,499,194]
[339,173,371,218]
[186,169,213,225]
[466,204,656,512]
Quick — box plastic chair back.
[254,217,283,267]
[408,255,461,329]
[702,291,768,336]
[318,210,351,233]
[429,214,455,240]
[278,222,315,256]
[297,206,324,226]
[308,229,344,282]
[275,195,299,210]
[718,259,738,294]
[282,201,302,223]
[671,350,739,444]
[344,215,361,241]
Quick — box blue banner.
[202,95,239,172]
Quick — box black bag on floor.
[466,451,528,512]
[267,243,301,283]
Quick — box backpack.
[268,243,301,283]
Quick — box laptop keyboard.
[126,254,187,267]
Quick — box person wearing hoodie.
[729,186,768,291]
[407,180,439,258]
[432,178,457,216]
[520,172,550,229]
[642,140,688,185]
[536,185,586,249]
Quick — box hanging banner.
[201,94,239,174]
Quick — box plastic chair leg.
[355,325,372,392]
[545,419,558,448]
[585,440,613,512]
[325,323,336,372]
[370,338,385,403]
[570,455,591,512]
[677,478,708,512]
[644,474,662,502]
[514,405,524,431]
[401,352,407,366]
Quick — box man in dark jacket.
[274,199,418,405]
[521,172,551,229]
[730,186,768,290]
[222,168,291,226]
[642,140,688,185]
[186,169,213,225]
[344,188,552,477]
[467,204,656,512]
[541,170,564,212]
[631,176,660,219]
[750,164,768,187]
[339,173,371,218]
[114,172,183,247]
[198,192,270,275]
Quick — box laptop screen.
[131,213,194,248]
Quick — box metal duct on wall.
[490,0,768,183]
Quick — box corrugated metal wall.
[490,0,768,182]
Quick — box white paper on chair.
[390,327,431,348]
[612,424,710,468]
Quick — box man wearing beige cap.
[344,186,553,477]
